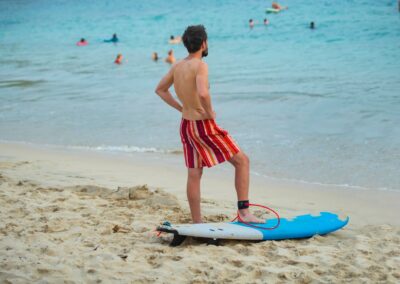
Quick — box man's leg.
[187,168,203,223]
[229,152,264,223]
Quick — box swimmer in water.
[111,33,118,42]
[165,50,176,64]
[152,52,159,61]
[310,22,315,29]
[104,33,119,43]
[169,35,182,44]
[272,2,288,10]
[249,19,254,28]
[263,18,270,25]
[114,54,123,64]
[76,38,88,46]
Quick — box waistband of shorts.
[181,117,215,123]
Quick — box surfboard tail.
[156,225,187,247]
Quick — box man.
[152,52,159,61]
[165,50,176,64]
[169,35,182,44]
[114,53,123,64]
[272,2,288,10]
[104,33,118,43]
[155,25,263,224]
[249,19,255,28]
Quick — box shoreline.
[3,139,398,193]
[1,141,399,227]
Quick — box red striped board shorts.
[180,118,240,168]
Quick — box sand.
[0,142,399,283]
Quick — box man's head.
[168,50,173,56]
[182,25,208,57]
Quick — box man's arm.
[155,66,183,112]
[196,62,215,118]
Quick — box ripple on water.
[0,80,46,89]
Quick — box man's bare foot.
[238,209,265,223]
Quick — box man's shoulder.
[197,60,208,67]
[174,58,207,71]
[196,60,208,74]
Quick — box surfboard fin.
[206,238,220,246]
[156,225,187,247]
[170,234,187,247]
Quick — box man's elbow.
[155,88,163,96]
[198,91,209,99]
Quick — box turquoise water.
[1,0,399,190]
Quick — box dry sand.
[0,142,399,283]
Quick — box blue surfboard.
[157,212,349,246]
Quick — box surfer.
[104,33,118,43]
[155,25,264,224]
[272,2,288,10]
[169,35,182,44]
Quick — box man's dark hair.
[182,25,207,53]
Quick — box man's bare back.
[172,58,214,121]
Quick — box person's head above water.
[182,25,208,57]
[249,19,254,28]
[114,53,123,64]
[310,22,315,29]
[113,33,117,38]
[152,52,159,60]
[170,35,174,40]
[80,38,85,42]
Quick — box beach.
[1,141,399,283]
[1,0,400,282]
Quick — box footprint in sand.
[146,254,163,268]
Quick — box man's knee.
[231,152,250,168]
[188,168,203,179]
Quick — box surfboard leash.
[231,203,281,230]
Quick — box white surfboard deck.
[157,212,349,246]
[171,222,263,240]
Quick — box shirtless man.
[155,25,263,224]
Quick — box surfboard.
[266,8,281,13]
[157,212,349,246]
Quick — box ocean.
[1,0,399,191]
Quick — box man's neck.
[187,51,202,60]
